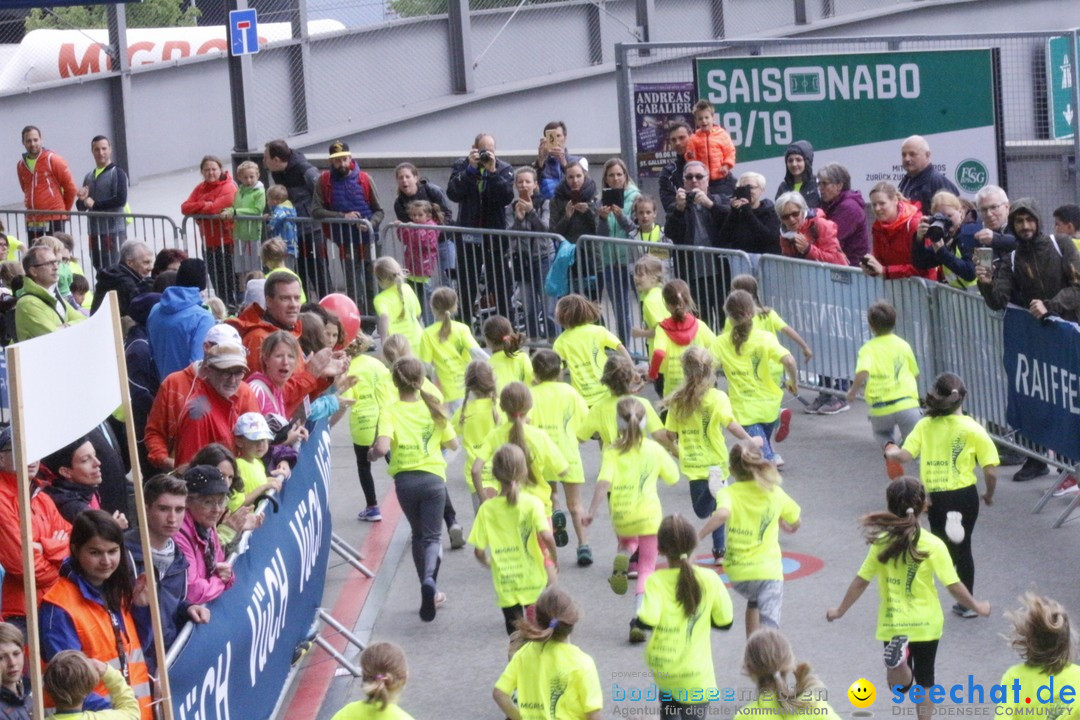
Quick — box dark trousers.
[689,479,724,553]
[927,485,980,594]
[394,470,445,585]
[26,220,66,240]
[89,232,124,272]
[299,230,331,299]
[353,444,376,507]
[501,605,524,636]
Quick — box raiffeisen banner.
[694,49,1002,198]
[0,20,344,91]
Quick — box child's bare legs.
[745,605,760,638]
[560,483,587,546]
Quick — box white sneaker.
[773,454,785,468]
[1052,476,1079,497]
[945,511,965,544]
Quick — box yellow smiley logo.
[848,678,876,708]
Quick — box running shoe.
[945,511,965,544]
[448,523,466,550]
[952,603,978,619]
[883,635,909,669]
[552,509,569,548]
[357,505,382,522]
[774,408,793,442]
[629,618,647,644]
[1052,476,1079,497]
[805,394,828,415]
[577,545,594,567]
[773,454,785,468]
[712,548,725,567]
[420,578,438,622]
[818,398,850,415]
[609,553,630,595]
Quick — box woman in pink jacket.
[173,464,235,604]
[181,156,238,306]
[776,191,847,266]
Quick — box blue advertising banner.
[167,422,333,720]
[1003,308,1080,461]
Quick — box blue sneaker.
[357,506,382,522]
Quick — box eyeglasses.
[30,260,59,268]
[684,174,706,181]
[979,202,1005,214]
[780,210,802,220]
[209,366,246,378]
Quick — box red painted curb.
[283,491,404,720]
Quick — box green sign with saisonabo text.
[693,49,1000,196]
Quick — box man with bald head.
[897,135,959,213]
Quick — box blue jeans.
[745,420,779,461]
[689,479,724,553]
[596,264,633,344]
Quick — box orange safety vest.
[42,577,153,720]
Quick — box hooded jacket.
[978,198,1080,321]
[684,125,736,181]
[14,276,85,342]
[871,199,937,281]
[822,188,870,266]
[148,286,215,379]
[231,180,266,243]
[552,174,599,244]
[90,260,152,316]
[648,314,704,379]
[270,149,320,218]
[124,529,190,663]
[774,141,821,208]
[181,172,237,249]
[39,476,100,525]
[17,148,76,223]
[779,209,847,266]
[0,472,70,619]
[174,512,234,604]
[126,293,161,469]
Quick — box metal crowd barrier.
[0,208,182,286]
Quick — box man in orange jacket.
[16,125,77,238]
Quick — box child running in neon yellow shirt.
[648,279,716,399]
[846,300,921,477]
[665,346,753,566]
[711,289,798,466]
[885,372,998,619]
[483,315,532,391]
[736,629,841,720]
[553,294,631,407]
[493,588,603,720]
[997,594,1080,719]
[419,286,487,413]
[827,477,989,718]
[578,354,669,449]
[343,333,393,522]
[636,514,734,715]
[470,443,558,635]
[330,642,415,720]
[585,397,680,640]
[700,440,800,637]
[530,349,592,566]
[373,256,423,351]
[453,360,501,512]
[631,254,670,396]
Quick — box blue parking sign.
[229,9,260,57]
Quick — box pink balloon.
[319,293,361,346]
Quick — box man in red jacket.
[0,425,71,636]
[16,125,77,238]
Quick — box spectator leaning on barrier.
[174,465,235,606]
[973,185,1016,261]
[90,239,152,317]
[264,139,326,298]
[861,181,936,281]
[14,244,85,342]
[394,162,455,286]
[817,162,869,266]
[774,140,820,209]
[776,191,846,266]
[148,258,215,379]
[911,191,979,290]
[897,135,959,214]
[0,425,70,634]
[506,165,555,340]
[720,171,780,255]
[16,125,76,239]
[76,135,129,272]
[658,120,693,215]
[181,155,237,307]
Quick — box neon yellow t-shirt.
[639,286,670,356]
[374,283,423,351]
[552,324,622,406]
[638,566,733,696]
[855,333,920,417]
[997,663,1080,719]
[468,493,549,607]
[530,381,589,484]
[715,481,800,582]
[711,327,790,426]
[495,641,603,720]
[453,397,499,493]
[578,393,663,447]
[856,530,959,642]
[735,696,841,720]
[377,399,456,479]
[664,387,735,481]
[654,319,715,396]
[330,700,415,720]
[342,354,392,446]
[379,374,442,404]
[901,414,999,493]
[477,424,569,514]
[419,320,480,403]
[4,235,22,262]
[490,350,533,392]
[599,438,680,536]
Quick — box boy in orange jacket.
[684,100,737,200]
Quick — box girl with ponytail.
[552,293,632,407]
[579,354,675,453]
[493,587,603,720]
[454,360,501,509]
[370,357,459,623]
[584,398,680,642]
[483,315,531,391]
[827,477,989,720]
[699,439,801,638]
[885,372,997,619]
[637,514,734,718]
[648,279,716,398]
[711,289,798,465]
[373,256,423,351]
[330,641,412,719]
[419,286,487,413]
[469,444,558,635]
[737,628,839,720]
[665,345,754,566]
[997,593,1080,717]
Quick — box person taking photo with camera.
[910,190,979,291]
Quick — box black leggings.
[501,605,524,636]
[927,485,979,594]
[886,638,939,689]
[354,444,377,507]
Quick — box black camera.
[733,185,753,201]
[686,189,700,202]
[925,213,953,242]
[478,150,493,164]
